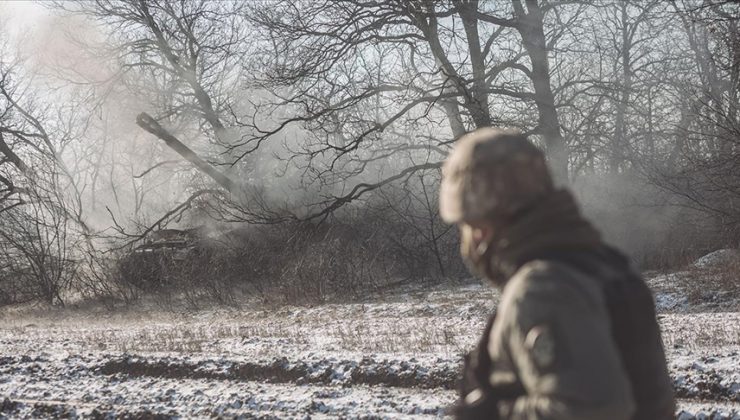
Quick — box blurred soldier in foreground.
[440,128,675,419]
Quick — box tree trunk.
[611,2,631,174]
[458,1,492,128]
[513,0,569,184]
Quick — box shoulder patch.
[525,325,556,371]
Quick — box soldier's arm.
[496,262,636,420]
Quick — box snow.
[0,274,738,418]
[693,249,740,269]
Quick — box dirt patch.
[97,355,459,390]
[0,398,23,415]
[97,354,738,404]
[674,370,740,402]
[0,398,181,420]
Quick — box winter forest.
[0,1,739,418]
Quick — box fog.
[1,0,739,306]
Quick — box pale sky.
[1,1,52,43]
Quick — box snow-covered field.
[0,272,738,419]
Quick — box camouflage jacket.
[456,190,674,420]
[487,259,635,419]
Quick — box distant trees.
[652,1,740,241]
[59,0,740,261]
[68,0,740,228]
[238,0,740,251]
[3,0,740,306]
[76,1,250,143]
[246,0,578,201]
[0,61,87,305]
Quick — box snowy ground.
[0,272,738,419]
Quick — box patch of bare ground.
[0,397,181,420]
[93,352,738,404]
[97,355,459,390]
[673,369,740,402]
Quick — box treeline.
[0,0,738,306]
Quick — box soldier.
[439,128,675,419]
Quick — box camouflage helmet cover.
[439,127,554,224]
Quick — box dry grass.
[683,258,740,306]
[72,315,475,357]
[659,313,740,349]
[2,277,736,361]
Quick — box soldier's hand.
[451,387,500,420]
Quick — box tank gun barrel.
[135,112,237,194]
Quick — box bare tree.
[645,1,740,243]
[0,62,89,305]
[53,0,277,234]
[245,0,589,217]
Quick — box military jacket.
[487,260,636,419]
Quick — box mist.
[0,0,738,306]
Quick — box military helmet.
[439,127,554,224]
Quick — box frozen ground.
[0,273,738,419]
